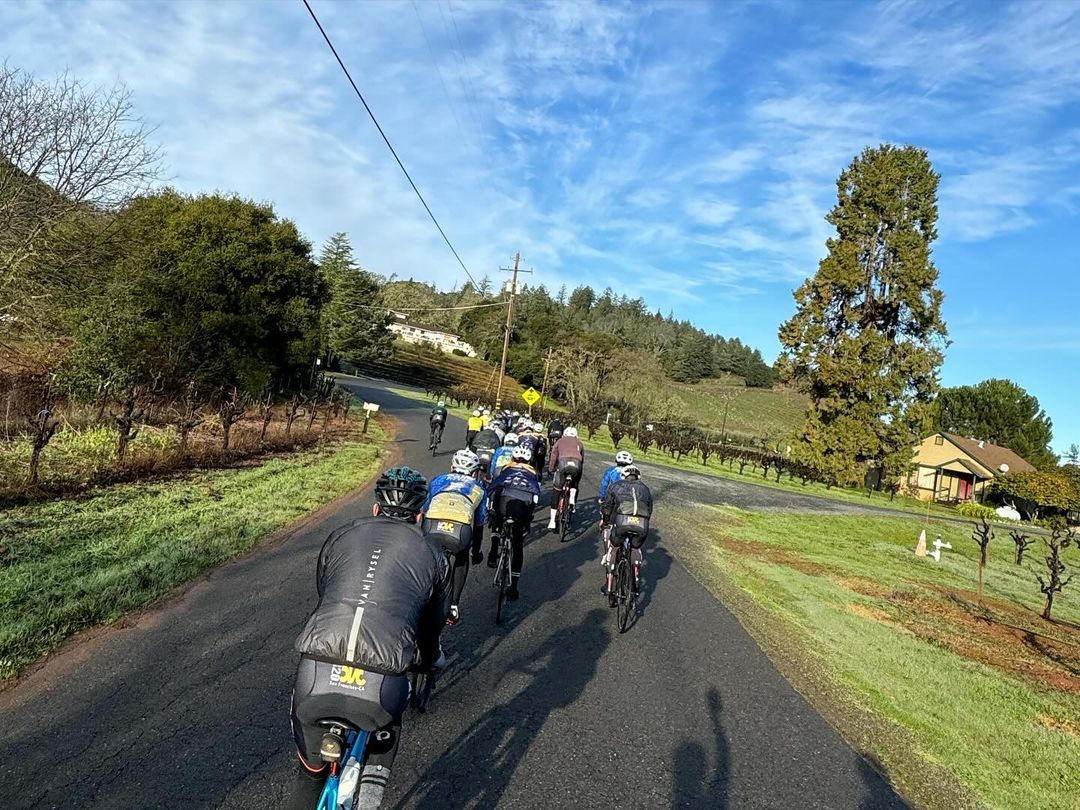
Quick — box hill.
[667,376,807,443]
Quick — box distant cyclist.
[547,416,564,444]
[429,401,448,449]
[489,432,519,480]
[289,467,449,809]
[599,450,635,502]
[472,425,503,480]
[466,409,484,449]
[487,445,541,601]
[422,450,487,625]
[547,425,584,531]
[600,464,653,607]
[517,423,545,473]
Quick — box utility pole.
[539,346,553,410]
[494,252,530,411]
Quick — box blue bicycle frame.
[316,729,370,810]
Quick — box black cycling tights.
[492,497,532,577]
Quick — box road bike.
[554,483,577,543]
[429,419,444,455]
[315,722,371,810]
[314,663,434,809]
[608,522,645,633]
[492,516,515,624]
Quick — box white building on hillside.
[386,311,478,357]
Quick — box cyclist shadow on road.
[401,608,612,810]
[671,687,731,808]
[636,526,673,616]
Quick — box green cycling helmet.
[374,466,428,518]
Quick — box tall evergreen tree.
[319,233,391,367]
[778,144,948,485]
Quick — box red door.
[959,476,973,501]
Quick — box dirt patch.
[717,537,830,577]
[845,602,912,634]
[1037,713,1080,736]
[889,589,1080,694]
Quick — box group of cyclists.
[286,400,654,809]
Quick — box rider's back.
[606,478,653,517]
[295,516,449,675]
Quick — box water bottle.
[337,757,361,808]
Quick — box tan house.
[906,432,1035,503]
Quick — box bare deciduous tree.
[1009,529,1035,566]
[1,63,161,333]
[217,387,246,451]
[175,380,204,453]
[1036,528,1074,621]
[258,388,274,443]
[25,376,59,486]
[284,393,304,439]
[971,519,994,602]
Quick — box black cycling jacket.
[472,428,502,451]
[601,479,653,523]
[294,516,451,674]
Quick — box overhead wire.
[300,0,481,291]
[349,301,508,313]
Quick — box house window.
[934,436,944,445]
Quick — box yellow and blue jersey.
[423,473,487,526]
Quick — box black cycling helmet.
[374,466,428,518]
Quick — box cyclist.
[489,432,519,480]
[289,467,449,810]
[547,416,564,444]
[547,425,584,531]
[472,425,503,480]
[422,450,487,625]
[487,445,541,600]
[481,408,493,428]
[429,401,448,449]
[466,409,484,449]
[599,450,635,502]
[600,464,653,607]
[517,423,544,473]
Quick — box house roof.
[388,317,461,339]
[936,457,994,478]
[940,433,1036,476]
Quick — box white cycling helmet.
[532,421,544,432]
[615,450,634,466]
[563,426,578,438]
[472,409,481,417]
[437,401,446,407]
[504,432,519,446]
[621,464,641,479]
[482,408,491,415]
[511,445,533,463]
[451,448,480,475]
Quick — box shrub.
[957,503,998,520]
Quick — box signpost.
[362,401,380,434]
[521,387,540,415]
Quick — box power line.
[301,0,480,291]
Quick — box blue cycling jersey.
[423,473,488,525]
[599,465,623,500]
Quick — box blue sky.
[3,0,1078,452]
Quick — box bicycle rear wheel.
[494,545,509,625]
[558,496,570,543]
[615,554,633,633]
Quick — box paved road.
[0,380,907,809]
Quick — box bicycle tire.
[616,555,633,633]
[494,538,510,625]
[558,495,570,543]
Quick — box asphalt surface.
[0,380,908,809]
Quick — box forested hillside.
[378,278,778,388]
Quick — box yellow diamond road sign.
[521,387,540,406]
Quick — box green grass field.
[0,424,387,680]
[667,376,807,441]
[668,507,1080,810]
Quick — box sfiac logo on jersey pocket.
[330,665,367,687]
